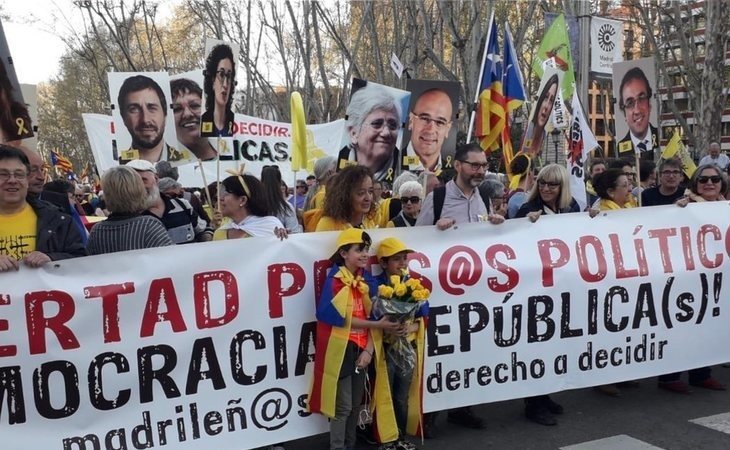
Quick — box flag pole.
[466,11,496,144]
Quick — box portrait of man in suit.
[616,66,659,161]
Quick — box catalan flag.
[473,13,505,152]
[501,22,526,168]
[307,265,398,443]
[50,149,74,174]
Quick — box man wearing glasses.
[640,159,686,207]
[617,67,659,161]
[404,88,454,173]
[117,75,185,164]
[0,145,86,272]
[415,143,502,437]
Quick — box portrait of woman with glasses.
[338,82,404,182]
[520,74,559,158]
[201,42,236,137]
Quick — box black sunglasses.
[697,175,721,184]
[401,196,421,204]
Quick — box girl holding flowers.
[308,228,400,450]
[373,237,430,450]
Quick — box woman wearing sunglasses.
[680,164,727,203]
[514,164,580,221]
[386,181,423,228]
[510,163,578,426]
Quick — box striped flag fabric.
[501,22,526,167]
[474,14,505,152]
[50,149,74,173]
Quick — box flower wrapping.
[372,271,429,375]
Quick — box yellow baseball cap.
[336,228,371,249]
[376,237,413,259]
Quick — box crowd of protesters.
[1,139,728,450]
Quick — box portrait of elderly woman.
[201,42,236,137]
[337,82,404,182]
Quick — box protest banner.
[83,112,345,187]
[1,204,729,449]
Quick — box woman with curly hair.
[315,165,379,231]
[201,43,235,137]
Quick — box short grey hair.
[398,181,423,199]
[392,171,418,197]
[313,155,337,181]
[479,178,505,199]
[101,166,148,214]
[345,83,402,135]
[158,177,181,192]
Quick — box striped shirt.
[86,215,174,255]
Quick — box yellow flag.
[290,92,307,172]
[661,128,696,178]
[661,129,681,159]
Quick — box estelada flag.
[50,149,74,173]
[501,22,526,168]
[474,14,505,152]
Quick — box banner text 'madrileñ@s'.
[0,203,729,449]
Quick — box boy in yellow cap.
[308,228,399,450]
[374,237,430,450]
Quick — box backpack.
[432,184,492,224]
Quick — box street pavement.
[278,365,730,449]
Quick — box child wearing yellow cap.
[374,237,430,450]
[308,228,399,450]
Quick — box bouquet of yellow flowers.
[372,270,430,375]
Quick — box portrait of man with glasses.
[402,80,460,174]
[201,40,239,138]
[110,73,185,165]
[614,61,659,161]
[337,79,409,182]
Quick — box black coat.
[29,198,87,261]
[514,196,581,218]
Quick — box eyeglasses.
[367,118,399,131]
[401,196,421,204]
[622,92,650,110]
[661,169,681,176]
[697,175,722,184]
[215,69,233,84]
[537,179,561,189]
[0,170,28,182]
[411,112,450,129]
[459,160,488,171]
[623,172,637,178]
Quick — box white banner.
[83,113,345,187]
[591,17,623,74]
[567,94,600,210]
[2,204,730,449]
